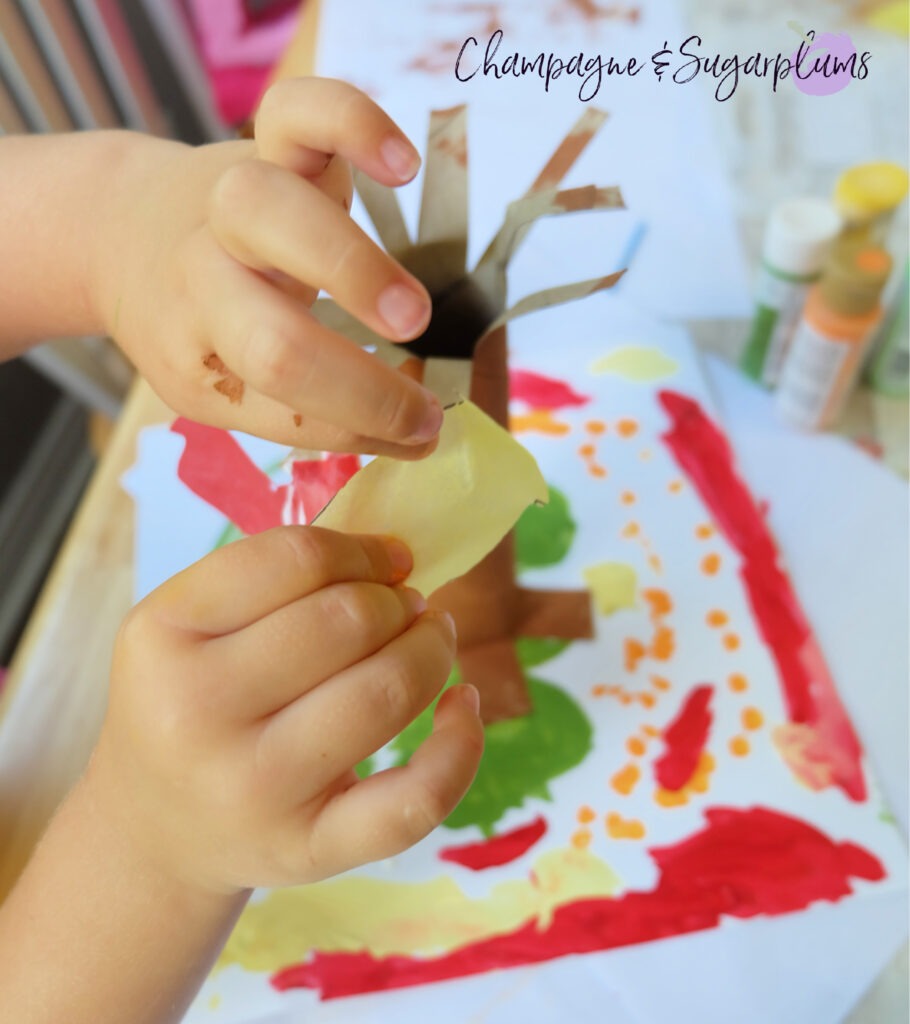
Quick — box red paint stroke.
[657,391,866,801]
[654,685,713,791]
[171,419,360,533]
[439,816,547,871]
[509,369,591,410]
[270,806,884,998]
[171,418,285,536]
[286,455,360,524]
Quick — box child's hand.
[94,78,440,458]
[88,527,483,894]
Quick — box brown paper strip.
[312,299,410,368]
[472,185,625,305]
[416,105,469,285]
[528,107,608,194]
[473,269,627,355]
[422,357,473,405]
[353,168,411,255]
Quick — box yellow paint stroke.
[510,408,570,436]
[583,561,637,616]
[217,847,622,970]
[589,346,679,382]
[317,401,547,596]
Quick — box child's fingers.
[147,526,412,635]
[196,238,441,447]
[209,160,432,342]
[212,583,427,718]
[184,375,438,459]
[256,613,458,794]
[303,685,483,874]
[254,77,421,185]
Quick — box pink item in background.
[186,0,302,122]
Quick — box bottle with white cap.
[740,197,842,386]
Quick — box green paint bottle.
[740,198,841,386]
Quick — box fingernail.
[377,282,430,338]
[400,586,428,615]
[457,684,480,715]
[380,135,421,181]
[408,393,444,444]
[382,536,412,582]
[435,610,457,638]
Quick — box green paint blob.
[590,345,679,382]
[515,485,576,573]
[514,636,570,668]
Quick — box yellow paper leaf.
[316,401,548,595]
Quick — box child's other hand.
[88,527,482,894]
[96,79,440,458]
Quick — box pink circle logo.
[790,31,857,96]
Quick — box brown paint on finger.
[203,353,245,405]
[293,414,303,427]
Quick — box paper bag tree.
[314,106,627,722]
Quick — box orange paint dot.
[706,609,729,628]
[586,419,607,435]
[648,553,663,573]
[571,828,593,850]
[695,523,715,539]
[728,672,748,693]
[621,521,640,538]
[617,419,639,438]
[722,632,741,651]
[624,637,647,672]
[742,707,764,731]
[620,491,636,505]
[729,735,750,757]
[641,724,661,738]
[591,684,608,697]
[668,480,684,494]
[701,553,721,575]
[578,443,596,457]
[650,625,675,661]
[606,813,646,840]
[639,692,656,709]
[639,448,652,460]
[655,787,689,807]
[577,805,596,824]
[651,674,671,691]
[610,762,641,796]
[510,409,570,436]
[590,465,608,479]
[626,736,647,757]
[642,588,673,619]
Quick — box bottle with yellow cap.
[833,162,909,245]
[776,239,892,430]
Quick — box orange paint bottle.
[776,241,892,429]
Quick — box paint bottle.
[740,198,841,386]
[864,262,909,398]
[776,240,892,430]
[833,162,908,245]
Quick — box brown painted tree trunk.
[429,326,594,723]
